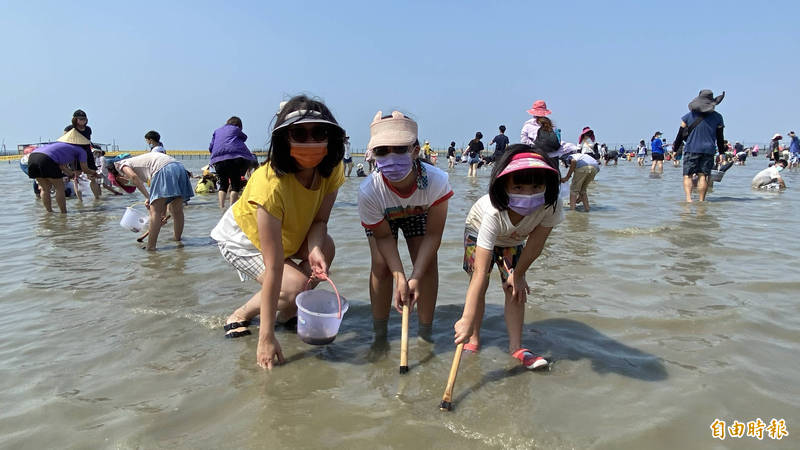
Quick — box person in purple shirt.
[209,116,257,209]
[27,129,97,213]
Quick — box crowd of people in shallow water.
[18,90,796,370]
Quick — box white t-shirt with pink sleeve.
[465,194,563,249]
[358,163,453,232]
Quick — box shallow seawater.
[0,158,798,449]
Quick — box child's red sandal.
[511,348,548,370]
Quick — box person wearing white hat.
[358,110,453,343]
[770,134,782,162]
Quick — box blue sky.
[1,0,798,151]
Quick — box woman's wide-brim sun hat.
[773,133,782,140]
[497,152,559,179]
[526,100,551,117]
[367,110,418,151]
[56,128,91,146]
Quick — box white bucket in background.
[120,206,150,232]
[77,177,92,196]
[559,181,570,199]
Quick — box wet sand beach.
[0,159,797,449]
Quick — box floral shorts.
[462,233,523,282]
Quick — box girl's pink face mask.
[108,173,136,193]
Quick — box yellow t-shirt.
[233,162,344,258]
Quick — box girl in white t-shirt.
[358,111,453,343]
[454,144,562,369]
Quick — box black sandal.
[224,320,251,339]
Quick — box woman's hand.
[308,246,328,280]
[504,270,530,303]
[144,199,150,209]
[257,334,285,370]
[393,273,410,312]
[454,316,474,344]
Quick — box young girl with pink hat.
[454,144,563,369]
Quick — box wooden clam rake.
[439,259,516,411]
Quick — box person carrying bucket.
[210,95,346,370]
[454,144,562,369]
[671,89,727,202]
[109,150,194,250]
[358,111,453,344]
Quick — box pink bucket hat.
[526,100,551,117]
[498,152,559,178]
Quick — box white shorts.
[218,241,264,281]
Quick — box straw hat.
[57,128,91,146]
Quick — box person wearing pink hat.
[578,127,596,155]
[520,100,553,146]
[454,144,562,369]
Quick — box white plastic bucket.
[296,278,348,345]
[559,181,570,200]
[120,206,150,232]
[77,177,92,196]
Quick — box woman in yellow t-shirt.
[211,95,345,369]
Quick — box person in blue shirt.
[789,131,800,169]
[672,90,726,202]
[650,132,665,173]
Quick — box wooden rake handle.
[399,304,410,374]
[439,342,464,411]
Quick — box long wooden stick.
[439,342,464,411]
[399,304,409,374]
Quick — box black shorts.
[652,153,664,161]
[604,151,618,161]
[364,214,428,240]
[737,153,747,161]
[213,157,250,192]
[27,153,64,179]
[683,152,714,176]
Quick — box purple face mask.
[508,192,545,216]
[375,153,413,181]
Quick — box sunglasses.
[373,146,411,157]
[288,125,328,143]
